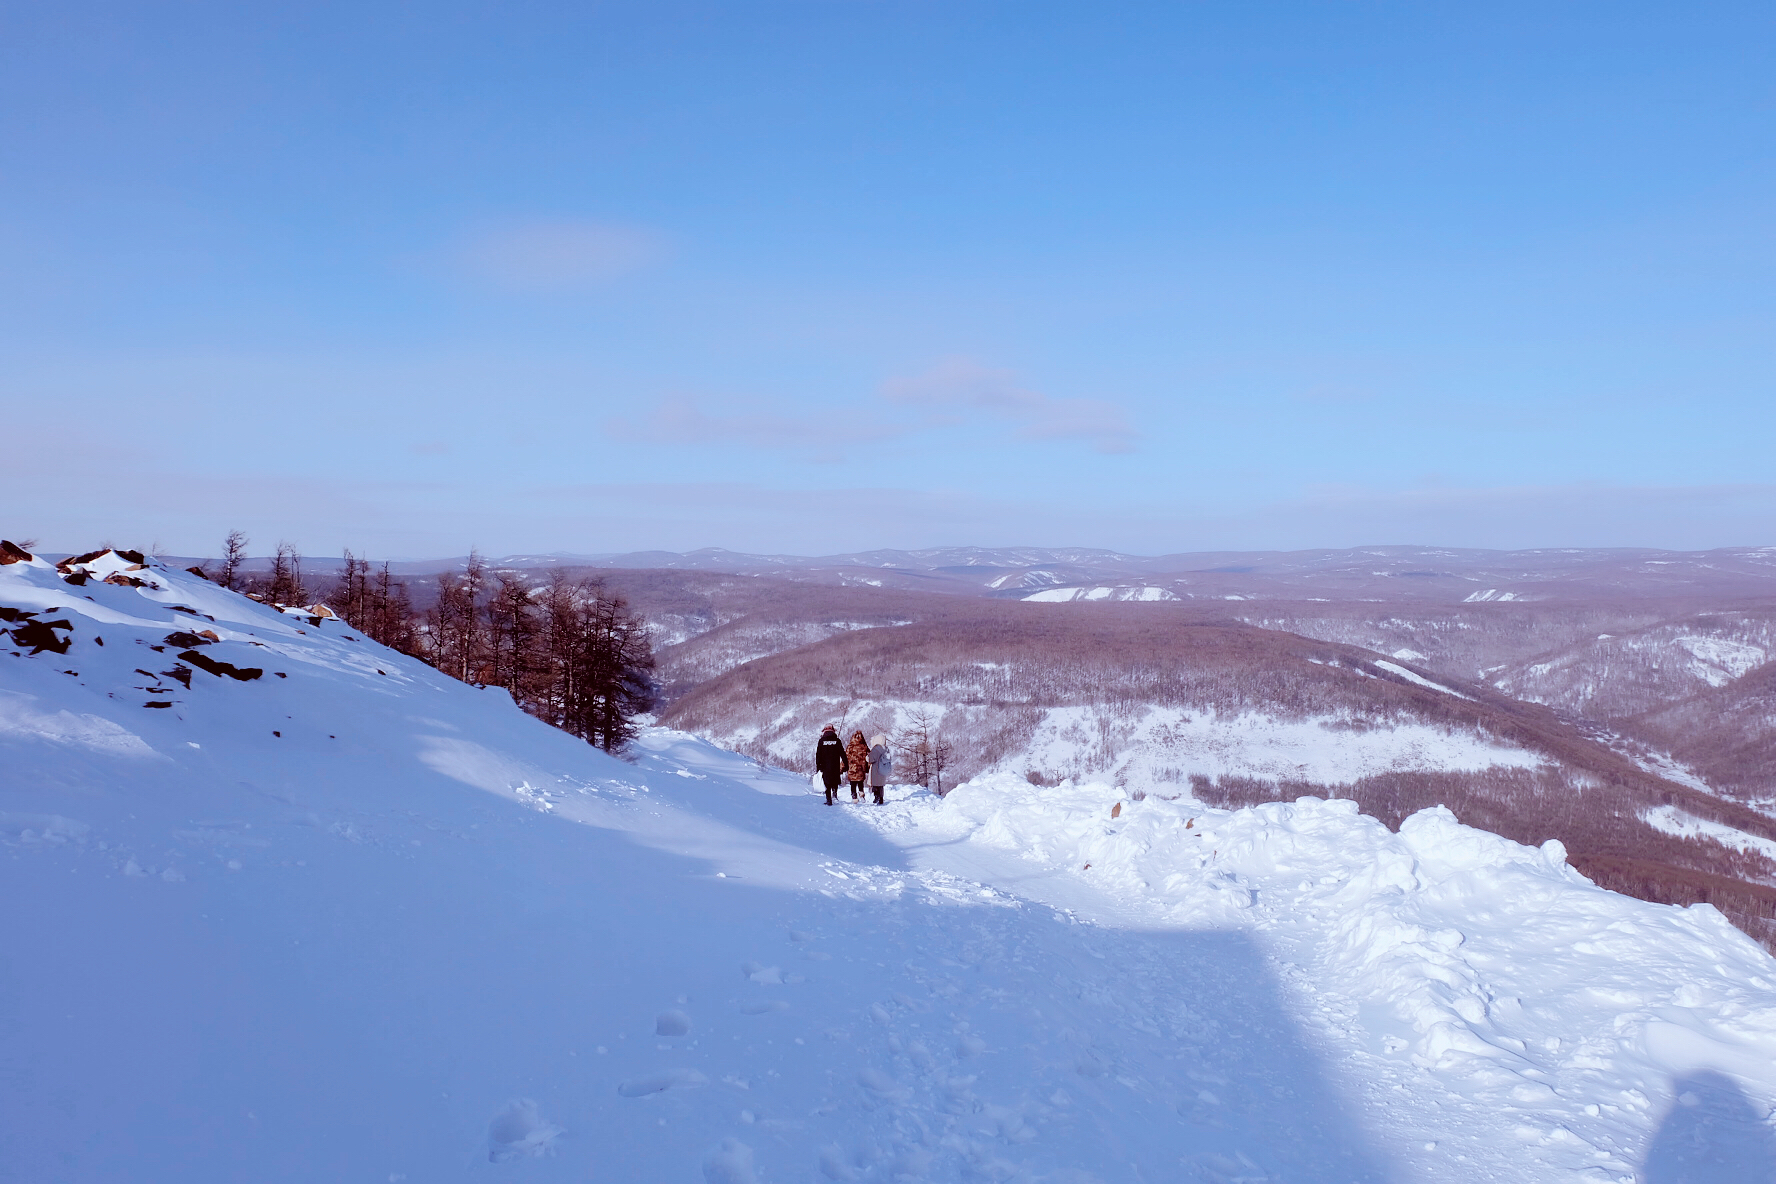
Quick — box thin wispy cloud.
[455,219,665,289]
[606,361,1133,459]
[881,358,1136,454]
[604,397,900,454]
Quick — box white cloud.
[880,357,1135,454]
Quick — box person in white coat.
[866,734,892,805]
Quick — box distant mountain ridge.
[145,542,1776,608]
[142,543,1776,610]
[492,543,1776,602]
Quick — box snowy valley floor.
[3,556,1775,1182]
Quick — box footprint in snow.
[618,1069,707,1097]
[742,961,782,984]
[818,1145,859,1181]
[855,1069,909,1101]
[486,1099,561,1162]
[702,1137,756,1184]
[739,1000,789,1015]
[1074,1049,1110,1077]
[656,1009,691,1037]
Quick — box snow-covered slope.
[1021,585,1178,603]
[660,611,1586,793]
[5,553,1776,1182]
[1016,703,1539,788]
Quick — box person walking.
[867,733,892,804]
[845,729,871,802]
[815,725,846,806]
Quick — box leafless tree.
[402,563,656,752]
[264,541,307,605]
[427,550,489,682]
[335,549,369,622]
[215,530,248,590]
[930,733,954,795]
[534,575,655,752]
[484,573,540,694]
[372,562,417,651]
[328,553,418,653]
[894,707,954,795]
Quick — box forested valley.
[175,537,1776,950]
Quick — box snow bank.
[863,772,1776,1181]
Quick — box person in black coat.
[814,724,846,806]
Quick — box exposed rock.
[177,649,263,682]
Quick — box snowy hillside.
[1237,601,1776,815]
[659,609,1573,790]
[5,551,1776,1182]
[1021,586,1178,603]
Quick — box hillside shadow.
[519,785,1399,1179]
[1096,925,1397,1181]
[664,773,927,872]
[1641,1071,1776,1183]
[517,758,1402,1178]
[851,899,1400,1182]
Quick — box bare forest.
[203,538,655,753]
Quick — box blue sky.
[5,1,1774,558]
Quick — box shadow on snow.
[1641,1070,1776,1184]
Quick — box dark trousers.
[823,775,841,804]
[849,780,865,800]
[871,783,885,804]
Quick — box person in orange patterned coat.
[845,729,871,802]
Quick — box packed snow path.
[3,553,1774,1182]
